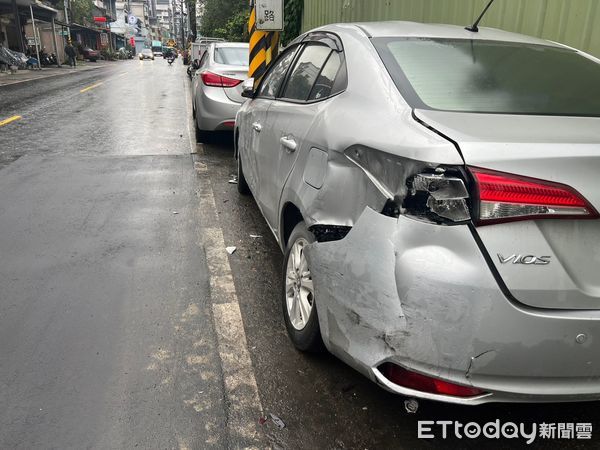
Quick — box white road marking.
[185,76,265,447]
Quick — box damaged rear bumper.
[305,207,600,405]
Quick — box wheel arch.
[280,202,304,248]
[234,127,239,159]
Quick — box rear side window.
[257,48,298,98]
[308,51,343,101]
[282,44,331,101]
[373,38,600,116]
[214,46,247,66]
[198,51,208,68]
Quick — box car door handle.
[280,136,297,152]
[252,122,262,132]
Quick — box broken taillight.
[403,170,471,224]
[470,167,598,225]
[379,363,486,398]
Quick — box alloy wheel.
[285,238,314,330]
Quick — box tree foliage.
[196,0,303,44]
[58,0,94,25]
[186,0,197,41]
[197,0,248,41]
[282,0,303,45]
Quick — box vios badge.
[497,254,551,265]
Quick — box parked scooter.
[38,49,57,67]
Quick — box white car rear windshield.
[214,47,247,66]
[374,38,600,116]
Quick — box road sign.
[26,36,38,46]
[255,0,283,31]
[128,15,137,25]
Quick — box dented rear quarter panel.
[277,25,463,242]
[306,208,600,402]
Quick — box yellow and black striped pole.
[248,1,280,84]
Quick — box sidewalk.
[0,61,118,87]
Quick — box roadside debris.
[249,234,262,239]
[228,175,238,184]
[269,413,286,429]
[404,398,419,414]
[172,211,179,215]
[226,246,237,255]
[194,161,207,172]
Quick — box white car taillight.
[470,167,598,225]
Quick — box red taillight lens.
[470,167,597,225]
[220,75,243,88]
[380,363,486,398]
[201,71,242,88]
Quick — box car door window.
[308,51,343,101]
[282,45,332,101]
[198,51,208,68]
[257,48,299,99]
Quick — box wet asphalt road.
[1,59,599,449]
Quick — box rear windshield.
[373,38,600,116]
[214,47,247,66]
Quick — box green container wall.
[302,0,600,57]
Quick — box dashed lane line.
[0,115,22,127]
[79,81,104,93]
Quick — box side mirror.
[241,78,255,98]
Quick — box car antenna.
[465,0,497,32]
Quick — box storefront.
[0,0,63,69]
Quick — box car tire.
[282,222,324,352]
[237,149,250,195]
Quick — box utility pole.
[63,0,71,38]
[51,17,61,66]
[11,0,25,52]
[29,4,41,70]
[179,0,184,47]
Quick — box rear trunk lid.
[415,109,600,310]
[212,64,248,104]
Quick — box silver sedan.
[192,42,249,141]
[235,21,600,404]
